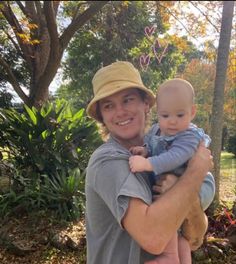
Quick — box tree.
[0,88,13,108]
[179,58,215,133]
[0,1,107,107]
[180,55,236,150]
[57,1,197,110]
[210,1,234,203]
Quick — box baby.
[129,78,211,264]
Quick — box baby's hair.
[157,78,195,104]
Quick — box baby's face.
[157,92,195,136]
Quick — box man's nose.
[116,104,126,116]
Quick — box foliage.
[179,59,215,133]
[226,134,236,156]
[0,88,13,108]
[206,201,236,240]
[0,1,107,107]
[179,57,236,149]
[0,99,102,220]
[57,1,193,110]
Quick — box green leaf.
[72,109,84,122]
[24,105,37,125]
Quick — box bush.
[226,134,236,156]
[0,99,101,220]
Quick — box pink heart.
[144,26,155,38]
[139,54,150,71]
[153,38,161,50]
[152,39,168,64]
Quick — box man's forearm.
[123,143,212,254]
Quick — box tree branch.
[15,1,28,17]
[43,1,59,46]
[60,1,108,50]
[53,1,60,16]
[189,1,220,33]
[34,1,43,21]
[157,2,199,42]
[0,56,29,104]
[0,2,33,67]
[16,1,38,23]
[3,30,24,59]
[72,2,88,22]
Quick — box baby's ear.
[191,104,197,119]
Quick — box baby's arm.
[129,146,151,173]
[149,131,200,175]
[129,155,153,173]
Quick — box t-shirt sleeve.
[94,157,152,227]
[148,131,200,175]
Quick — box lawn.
[220,151,236,202]
[221,152,236,176]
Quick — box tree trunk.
[210,1,234,204]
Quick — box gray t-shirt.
[85,136,215,264]
[85,137,154,264]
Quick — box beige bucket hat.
[86,61,156,122]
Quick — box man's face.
[99,88,149,147]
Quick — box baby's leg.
[145,232,180,264]
[178,235,192,264]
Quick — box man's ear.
[144,98,150,114]
[191,104,197,120]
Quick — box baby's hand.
[129,146,148,157]
[129,155,153,173]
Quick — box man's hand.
[187,141,213,180]
[152,174,178,200]
[182,200,208,250]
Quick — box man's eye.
[124,97,134,103]
[103,104,113,110]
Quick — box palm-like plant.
[0,99,101,220]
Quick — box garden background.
[0,1,235,263]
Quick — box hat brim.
[86,81,156,122]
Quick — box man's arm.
[181,199,208,250]
[122,143,212,255]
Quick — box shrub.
[0,99,101,220]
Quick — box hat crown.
[92,61,144,95]
[87,61,155,122]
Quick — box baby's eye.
[162,114,169,118]
[177,113,184,118]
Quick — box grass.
[220,151,236,203]
[220,151,236,176]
